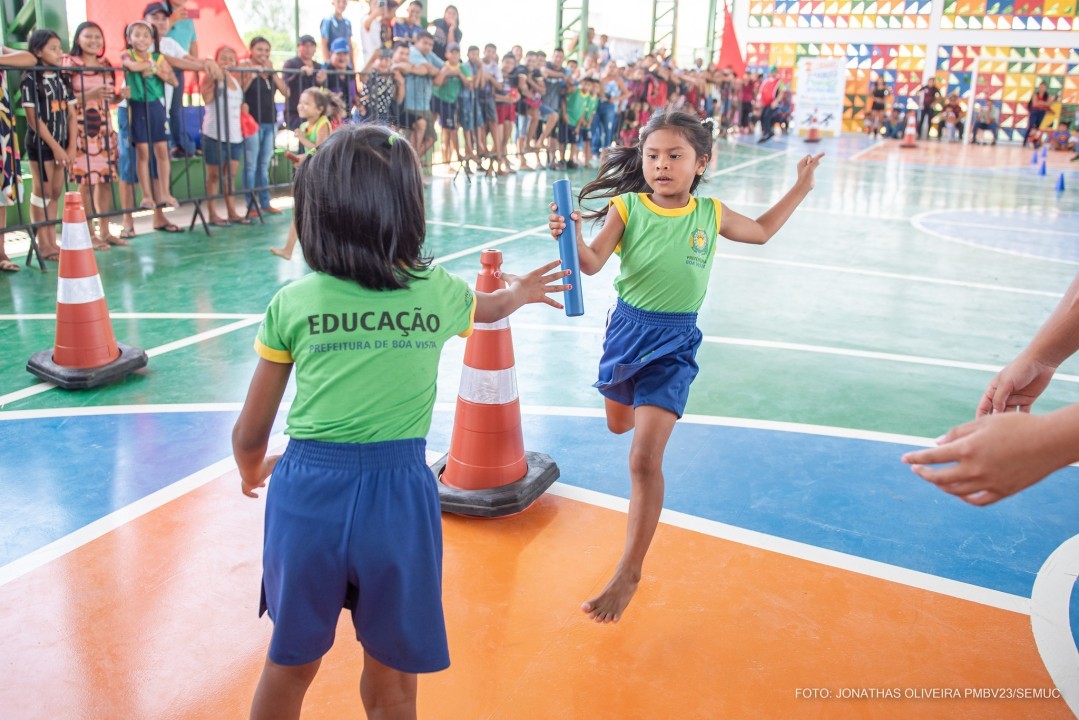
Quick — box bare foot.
[581,570,639,623]
[269,247,292,260]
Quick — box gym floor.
[1,133,1078,718]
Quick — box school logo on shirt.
[686,228,709,269]
[690,229,709,255]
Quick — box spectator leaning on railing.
[283,35,326,131]
[240,36,289,217]
[0,43,34,273]
[63,21,123,249]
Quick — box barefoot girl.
[549,110,823,623]
[234,123,569,720]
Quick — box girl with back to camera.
[548,110,823,623]
[234,124,570,720]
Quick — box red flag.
[87,0,245,68]
[715,6,745,77]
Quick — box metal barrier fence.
[2,60,666,271]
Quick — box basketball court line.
[711,149,788,177]
[912,211,1079,267]
[511,323,1079,383]
[0,403,1037,617]
[0,317,264,408]
[927,218,1079,239]
[848,139,883,161]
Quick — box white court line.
[510,323,1079,384]
[713,253,1064,299]
[928,218,1079,239]
[848,140,883,161]
[0,312,262,321]
[433,224,550,265]
[0,433,287,589]
[1030,534,1079,714]
[546,483,1030,615]
[426,219,517,234]
[711,150,787,177]
[912,211,1079,267]
[0,402,245,421]
[0,403,1031,617]
[0,317,263,409]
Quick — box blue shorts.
[128,100,168,145]
[260,437,449,673]
[202,137,243,166]
[438,99,457,130]
[457,95,476,130]
[594,299,702,418]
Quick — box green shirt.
[255,266,476,443]
[565,89,586,126]
[125,50,165,103]
[434,62,469,103]
[610,192,723,313]
[581,93,598,124]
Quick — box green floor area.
[2,139,1077,441]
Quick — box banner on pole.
[793,58,846,138]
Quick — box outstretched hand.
[796,152,825,189]
[501,259,572,310]
[901,412,1061,506]
[241,454,280,498]
[548,203,583,240]
[976,352,1056,417]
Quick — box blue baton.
[552,179,585,317]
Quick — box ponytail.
[578,145,649,222]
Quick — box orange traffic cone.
[900,111,918,148]
[804,112,821,143]
[432,249,559,517]
[26,192,147,389]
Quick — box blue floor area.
[7,408,1077,608]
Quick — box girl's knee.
[266,657,321,685]
[628,447,663,478]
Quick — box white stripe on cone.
[57,275,106,304]
[473,317,511,331]
[61,221,94,251]
[458,366,518,405]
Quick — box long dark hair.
[71,21,107,59]
[578,110,713,222]
[293,124,431,290]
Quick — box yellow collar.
[639,193,696,217]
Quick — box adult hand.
[976,352,1057,417]
[902,412,1070,506]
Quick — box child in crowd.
[271,88,340,260]
[320,0,354,66]
[548,111,822,623]
[579,77,599,168]
[21,29,76,260]
[121,21,179,214]
[200,46,247,227]
[1049,122,1076,152]
[492,53,519,175]
[235,123,569,720]
[0,44,35,272]
[434,43,471,169]
[358,49,403,126]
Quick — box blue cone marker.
[552,179,585,317]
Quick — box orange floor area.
[0,465,1068,719]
